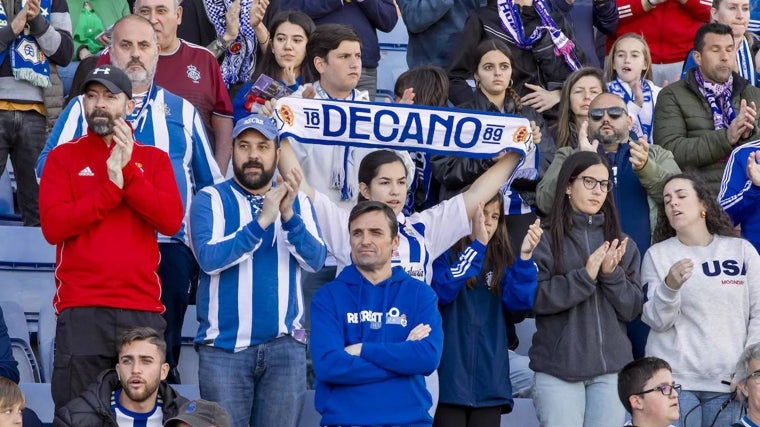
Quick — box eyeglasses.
[575,175,613,192]
[588,106,626,122]
[746,371,760,382]
[638,383,682,396]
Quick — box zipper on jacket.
[585,222,607,372]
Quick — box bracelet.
[258,30,270,46]
[646,0,656,8]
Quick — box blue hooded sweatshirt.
[310,265,444,426]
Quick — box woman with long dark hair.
[642,172,758,427]
[432,193,541,427]
[233,11,316,122]
[530,151,641,425]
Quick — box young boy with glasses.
[618,357,680,427]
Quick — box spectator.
[0,377,23,426]
[179,0,271,89]
[279,148,524,284]
[281,0,397,99]
[189,114,326,427]
[448,0,584,125]
[310,201,443,426]
[38,63,184,411]
[538,93,680,257]
[54,327,189,426]
[531,151,641,426]
[549,0,618,68]
[396,0,481,68]
[681,0,758,86]
[550,67,606,167]
[0,0,72,226]
[734,343,760,426]
[233,10,316,123]
[391,65,450,213]
[718,141,760,250]
[618,357,680,427]
[114,0,235,176]
[278,24,404,208]
[431,197,540,426]
[60,0,130,95]
[608,0,710,86]
[538,93,679,360]
[36,14,224,385]
[605,33,662,143]
[653,22,760,196]
[164,399,230,427]
[435,39,547,249]
[641,172,758,427]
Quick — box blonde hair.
[604,33,653,82]
[0,377,24,410]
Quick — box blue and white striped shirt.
[36,83,224,245]
[189,179,326,352]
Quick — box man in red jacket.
[38,64,184,412]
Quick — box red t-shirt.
[99,40,233,128]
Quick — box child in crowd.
[618,357,680,427]
[0,377,23,427]
[605,33,662,144]
[432,194,541,427]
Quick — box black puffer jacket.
[53,370,188,427]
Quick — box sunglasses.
[588,106,626,122]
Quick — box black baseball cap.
[82,65,133,99]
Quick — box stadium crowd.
[1,0,760,425]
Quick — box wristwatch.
[213,36,230,51]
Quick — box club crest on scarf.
[273,97,534,159]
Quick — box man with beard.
[54,327,190,426]
[536,92,680,360]
[188,113,326,427]
[38,64,184,412]
[538,93,680,257]
[36,13,223,385]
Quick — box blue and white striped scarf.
[0,0,52,87]
[203,0,257,87]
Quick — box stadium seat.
[0,161,17,221]
[1,301,41,382]
[171,383,201,400]
[19,382,54,425]
[376,21,408,106]
[501,397,539,426]
[514,318,536,357]
[37,301,56,382]
[176,305,199,385]
[0,226,56,331]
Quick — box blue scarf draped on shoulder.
[0,0,52,87]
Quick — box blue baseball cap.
[232,113,278,140]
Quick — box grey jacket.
[529,212,642,381]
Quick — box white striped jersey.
[36,82,224,245]
[189,179,326,352]
[111,389,163,427]
[312,191,470,284]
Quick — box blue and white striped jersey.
[36,83,224,245]
[313,191,470,284]
[189,179,326,352]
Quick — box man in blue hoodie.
[310,201,444,426]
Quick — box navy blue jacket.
[432,240,537,408]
